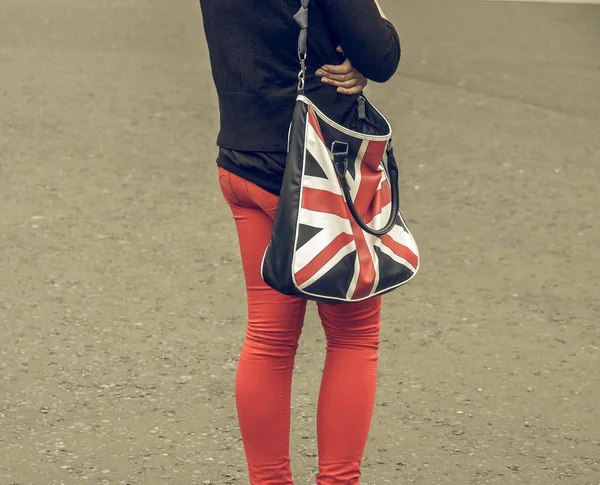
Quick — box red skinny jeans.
[218,167,381,485]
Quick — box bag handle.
[296,0,396,236]
[332,141,400,237]
[293,0,310,92]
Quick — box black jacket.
[199,0,401,153]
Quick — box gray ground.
[1,1,599,484]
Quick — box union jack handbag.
[261,0,419,303]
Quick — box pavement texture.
[1,1,599,484]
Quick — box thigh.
[317,297,382,351]
[218,168,280,292]
[219,169,307,346]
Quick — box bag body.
[261,94,419,303]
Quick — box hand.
[315,46,368,95]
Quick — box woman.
[199,0,401,483]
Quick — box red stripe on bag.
[353,140,388,219]
[380,234,419,269]
[301,188,350,219]
[349,222,377,299]
[294,233,355,287]
[307,107,326,145]
[349,141,391,298]
[361,140,387,171]
[364,179,392,225]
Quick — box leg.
[315,297,382,485]
[219,169,308,485]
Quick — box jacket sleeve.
[317,0,401,83]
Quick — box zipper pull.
[357,95,366,120]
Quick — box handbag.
[261,0,419,303]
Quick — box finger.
[321,76,364,88]
[336,45,344,54]
[318,65,365,81]
[318,71,356,82]
[321,76,367,89]
[320,59,353,75]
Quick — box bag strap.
[333,141,400,237]
[294,2,398,236]
[293,0,310,93]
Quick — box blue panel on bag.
[302,251,356,300]
[296,224,323,250]
[373,246,414,294]
[304,150,328,179]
